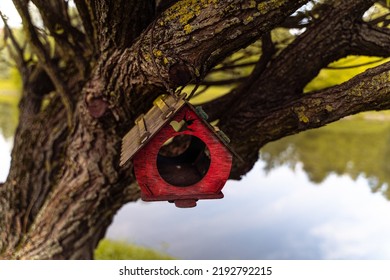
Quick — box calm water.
[1,100,390,259]
[106,162,390,260]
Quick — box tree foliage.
[0,0,390,259]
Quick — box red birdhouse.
[120,94,233,208]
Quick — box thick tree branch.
[204,0,376,123]
[203,33,275,121]
[73,0,98,50]
[87,0,310,125]
[85,0,156,51]
[351,22,390,57]
[203,0,390,178]
[243,0,375,106]
[264,61,390,142]
[227,61,390,178]
[158,0,308,74]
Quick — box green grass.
[94,239,174,260]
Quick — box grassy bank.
[95,239,174,260]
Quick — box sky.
[0,0,21,27]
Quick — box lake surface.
[1,100,390,259]
[106,162,390,260]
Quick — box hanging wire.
[186,82,201,101]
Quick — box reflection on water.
[261,118,390,199]
[1,98,390,259]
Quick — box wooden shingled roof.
[120,94,186,166]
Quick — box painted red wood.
[133,105,232,208]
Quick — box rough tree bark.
[0,0,389,259]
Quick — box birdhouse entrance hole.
[156,135,211,187]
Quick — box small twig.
[0,11,27,71]
[186,82,200,101]
[196,77,247,86]
[190,85,210,99]
[326,58,386,70]
[210,62,258,72]
[367,12,390,25]
[0,57,17,69]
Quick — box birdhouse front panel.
[133,105,232,207]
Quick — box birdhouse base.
[141,192,224,208]
[172,199,197,208]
